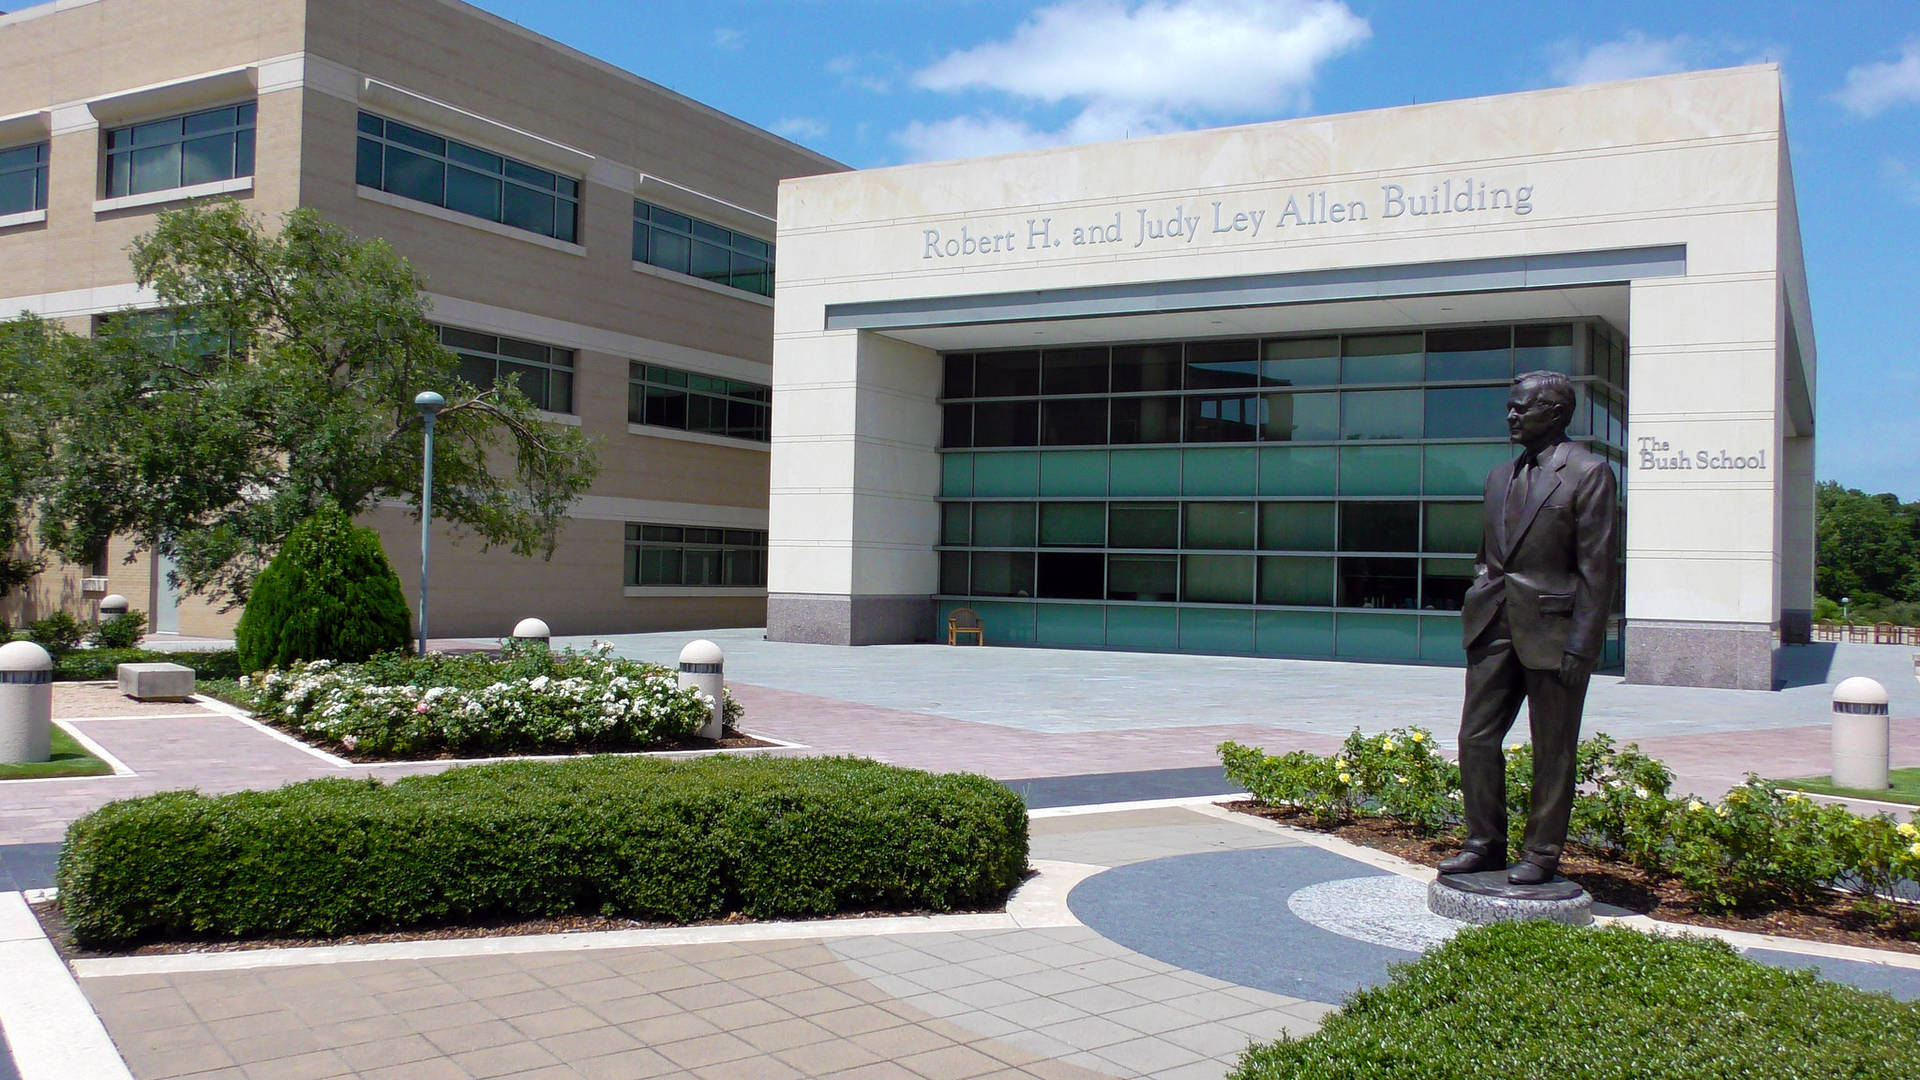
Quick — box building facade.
[769,66,1816,690]
[0,0,839,638]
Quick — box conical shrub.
[235,501,413,672]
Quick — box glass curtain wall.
[936,321,1627,666]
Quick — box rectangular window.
[358,113,579,242]
[633,199,774,297]
[628,362,770,442]
[438,327,575,413]
[0,141,49,215]
[105,103,254,198]
[624,523,767,587]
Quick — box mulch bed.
[1225,800,1920,956]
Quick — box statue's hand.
[1558,651,1593,687]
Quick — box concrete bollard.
[678,639,725,741]
[0,640,54,764]
[511,617,551,646]
[1832,676,1891,791]
[98,594,129,618]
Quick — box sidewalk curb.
[0,892,133,1080]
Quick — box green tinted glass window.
[1108,448,1181,496]
[1184,502,1255,549]
[1260,392,1338,441]
[1423,443,1512,496]
[973,452,1039,496]
[1183,448,1257,496]
[1182,554,1254,603]
[1340,445,1421,495]
[1258,446,1337,496]
[1423,502,1482,553]
[1110,502,1179,548]
[1261,337,1339,387]
[1259,556,1334,606]
[1107,554,1177,601]
[1037,604,1106,647]
[1040,502,1105,546]
[1259,502,1335,551]
[1179,608,1255,653]
[1039,451,1108,496]
[1342,333,1423,384]
[972,502,1036,547]
[1342,390,1423,440]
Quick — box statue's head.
[1508,370,1575,445]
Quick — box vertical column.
[1778,434,1816,644]
[1621,275,1782,690]
[767,330,943,645]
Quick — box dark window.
[624,523,767,587]
[105,103,254,197]
[633,199,774,297]
[1112,343,1181,392]
[1423,502,1483,553]
[1110,396,1181,443]
[1515,324,1576,375]
[627,362,771,441]
[973,401,1038,447]
[1185,394,1261,442]
[1042,347,1109,395]
[1038,553,1104,599]
[1339,556,1419,609]
[1259,503,1336,551]
[1042,399,1107,445]
[359,112,579,242]
[1261,337,1339,386]
[1425,327,1510,382]
[1182,554,1254,603]
[974,350,1040,396]
[943,353,974,399]
[0,141,49,215]
[1107,554,1176,601]
[1109,503,1178,549]
[971,551,1035,597]
[439,327,575,413]
[942,403,973,448]
[1258,392,1338,441]
[1184,339,1260,389]
[1422,557,1476,611]
[1340,502,1420,553]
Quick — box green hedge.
[56,755,1028,948]
[1232,921,1920,1080]
[54,648,241,682]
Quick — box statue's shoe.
[1507,859,1558,885]
[1437,849,1506,874]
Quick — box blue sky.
[469,0,1919,499]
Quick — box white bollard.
[511,617,551,646]
[677,639,725,741]
[1832,676,1890,791]
[98,594,129,618]
[0,640,54,764]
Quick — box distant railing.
[1813,621,1920,645]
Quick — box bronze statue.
[1439,370,1618,886]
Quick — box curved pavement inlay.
[1068,845,1426,1004]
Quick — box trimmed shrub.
[1231,921,1920,1080]
[56,755,1029,948]
[26,611,84,653]
[229,643,713,757]
[234,501,412,673]
[92,610,147,649]
[54,648,240,682]
[1663,779,1861,912]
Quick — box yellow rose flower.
[1410,731,1426,744]
[1911,841,1920,859]
[1338,772,1352,784]
[1897,822,1917,839]
[1507,743,1522,754]
[1381,738,1397,751]
[1784,792,1802,803]
[1687,800,1706,813]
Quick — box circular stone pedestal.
[1427,869,1592,926]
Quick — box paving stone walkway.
[4,635,1920,1080]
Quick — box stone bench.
[117,662,196,702]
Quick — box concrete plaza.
[1,634,1917,1079]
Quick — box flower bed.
[226,643,727,759]
[1221,728,1920,929]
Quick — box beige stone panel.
[770,438,857,495]
[767,537,852,595]
[1624,552,1778,625]
[849,541,938,597]
[1629,275,1777,351]
[768,330,857,391]
[303,0,837,217]
[853,442,942,503]
[856,329,940,399]
[773,385,860,439]
[855,388,943,456]
[1624,485,1776,558]
[769,490,854,543]
[0,0,305,110]
[1628,347,1781,419]
[591,430,767,509]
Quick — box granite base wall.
[767,593,935,646]
[1625,619,1776,690]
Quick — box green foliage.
[0,317,67,597]
[91,610,147,649]
[1230,921,1920,1080]
[16,201,599,609]
[56,755,1029,948]
[1662,780,1865,912]
[1815,480,1920,609]
[229,643,715,757]
[1221,738,1920,920]
[234,502,412,672]
[25,611,84,653]
[53,649,240,682]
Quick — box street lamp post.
[414,391,445,656]
[1842,596,1852,623]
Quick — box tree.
[1814,481,1920,607]
[234,501,412,672]
[19,201,600,608]
[0,317,65,596]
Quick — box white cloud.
[712,27,743,51]
[1834,40,1920,116]
[900,0,1368,161]
[772,116,830,142]
[828,53,896,95]
[1547,31,1696,85]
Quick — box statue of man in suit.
[1439,370,1618,886]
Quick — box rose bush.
[230,642,721,758]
